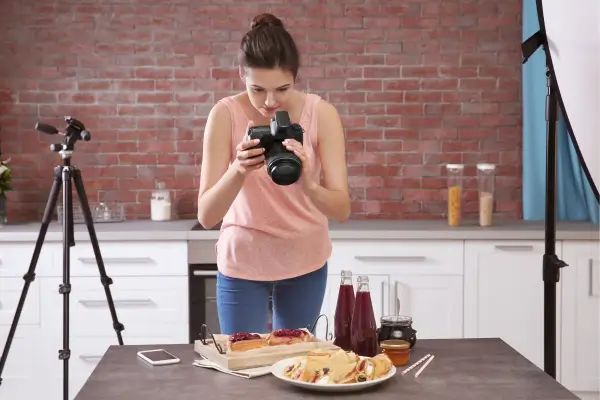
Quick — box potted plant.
[0,152,12,227]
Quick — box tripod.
[0,117,125,400]
[522,30,568,379]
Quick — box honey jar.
[379,339,411,367]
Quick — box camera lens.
[266,152,302,185]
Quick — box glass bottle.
[150,182,172,221]
[333,270,355,351]
[350,275,379,357]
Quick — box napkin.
[193,358,272,379]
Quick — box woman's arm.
[304,100,351,223]
[197,103,246,229]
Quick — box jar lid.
[445,163,464,170]
[477,163,496,171]
[380,340,410,350]
[381,315,413,326]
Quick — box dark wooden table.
[74,338,579,399]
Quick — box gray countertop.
[0,219,597,242]
[73,338,578,400]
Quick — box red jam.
[229,332,261,343]
[272,329,303,337]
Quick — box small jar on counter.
[380,339,411,367]
[150,182,172,221]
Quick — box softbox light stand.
[522,28,567,380]
[522,0,600,379]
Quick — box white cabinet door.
[561,240,599,393]
[464,241,562,373]
[389,274,463,339]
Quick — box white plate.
[270,355,397,393]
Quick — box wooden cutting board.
[194,334,340,371]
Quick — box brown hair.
[238,13,300,79]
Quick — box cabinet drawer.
[0,243,56,277]
[329,240,464,275]
[0,278,40,326]
[41,276,188,338]
[48,241,187,277]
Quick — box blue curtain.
[522,0,600,223]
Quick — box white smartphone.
[137,349,181,366]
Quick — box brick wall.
[0,1,522,223]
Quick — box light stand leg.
[542,65,568,379]
[72,167,125,345]
[0,166,63,386]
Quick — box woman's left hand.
[283,139,318,194]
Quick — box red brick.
[0,0,522,222]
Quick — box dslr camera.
[247,110,304,186]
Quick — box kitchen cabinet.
[463,240,562,375]
[0,240,189,400]
[0,233,598,400]
[322,240,464,341]
[560,240,599,394]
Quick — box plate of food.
[271,348,396,392]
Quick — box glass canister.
[445,164,464,227]
[376,315,417,348]
[477,163,496,227]
[150,182,172,221]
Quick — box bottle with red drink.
[333,270,355,351]
[350,275,379,357]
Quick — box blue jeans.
[216,263,328,334]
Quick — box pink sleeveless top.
[215,93,332,281]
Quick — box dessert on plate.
[282,348,393,384]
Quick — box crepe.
[282,348,393,385]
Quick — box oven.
[187,226,273,343]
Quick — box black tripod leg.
[0,166,63,386]
[71,167,125,345]
[59,166,73,400]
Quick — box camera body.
[247,110,304,186]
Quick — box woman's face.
[241,67,296,118]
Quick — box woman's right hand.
[232,120,266,176]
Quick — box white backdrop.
[539,0,600,198]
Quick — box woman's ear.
[238,66,245,82]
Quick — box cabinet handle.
[380,281,385,316]
[193,270,218,276]
[0,301,3,309]
[394,281,401,315]
[354,256,426,262]
[79,354,103,362]
[77,257,154,265]
[78,299,154,307]
[494,245,534,252]
[589,259,597,297]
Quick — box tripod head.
[35,116,91,160]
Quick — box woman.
[197,13,351,335]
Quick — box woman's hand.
[232,120,266,176]
[283,138,318,193]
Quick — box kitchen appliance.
[187,223,273,343]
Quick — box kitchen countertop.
[73,338,578,400]
[0,219,597,242]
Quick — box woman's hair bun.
[250,13,284,30]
